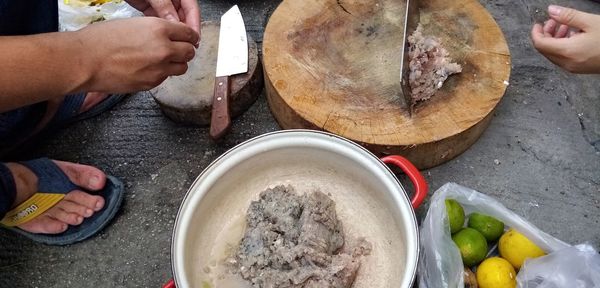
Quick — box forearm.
[0,31,93,113]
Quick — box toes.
[10,159,110,236]
[54,198,94,218]
[64,190,105,212]
[15,190,105,235]
[80,92,109,113]
[45,205,83,226]
[53,160,107,191]
[18,215,68,234]
[10,160,110,235]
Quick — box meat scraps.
[230,185,372,288]
[407,24,462,108]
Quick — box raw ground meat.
[229,185,372,288]
[407,24,462,107]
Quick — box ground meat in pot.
[407,24,462,107]
[230,185,372,288]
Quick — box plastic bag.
[517,244,600,288]
[418,182,600,288]
[58,0,142,31]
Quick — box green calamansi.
[445,199,465,234]
[452,227,488,267]
[468,212,505,242]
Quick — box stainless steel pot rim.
[170,129,420,287]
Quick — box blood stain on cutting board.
[284,0,404,108]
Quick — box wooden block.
[151,21,263,126]
[263,0,511,169]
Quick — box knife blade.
[210,5,248,140]
[400,0,420,116]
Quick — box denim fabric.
[0,1,58,214]
[0,163,16,218]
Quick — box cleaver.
[209,5,248,140]
[400,0,420,116]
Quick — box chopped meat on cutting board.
[408,24,462,107]
[229,185,372,288]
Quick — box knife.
[400,0,420,116]
[210,5,248,140]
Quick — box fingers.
[180,0,201,35]
[555,24,570,38]
[548,5,595,31]
[531,23,571,57]
[533,37,567,56]
[165,63,189,76]
[542,20,571,39]
[166,21,199,46]
[177,7,186,24]
[568,29,580,37]
[169,41,195,63]
[543,19,558,37]
[148,0,181,22]
[531,23,546,45]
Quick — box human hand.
[531,5,600,73]
[126,0,201,35]
[75,17,199,92]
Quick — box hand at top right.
[531,5,600,74]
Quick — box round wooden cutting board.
[151,21,263,126]
[263,0,511,169]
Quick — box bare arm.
[0,32,92,113]
[0,17,198,113]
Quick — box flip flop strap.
[19,157,78,193]
[49,93,86,126]
[0,158,78,227]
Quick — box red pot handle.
[163,279,175,288]
[381,155,427,209]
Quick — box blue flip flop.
[2,158,124,245]
[0,93,126,157]
[48,92,127,128]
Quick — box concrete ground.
[1,0,599,287]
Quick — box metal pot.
[166,130,427,288]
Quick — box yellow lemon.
[476,257,517,288]
[498,229,546,269]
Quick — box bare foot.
[79,92,109,113]
[27,92,110,138]
[5,160,106,234]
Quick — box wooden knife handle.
[210,75,231,140]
